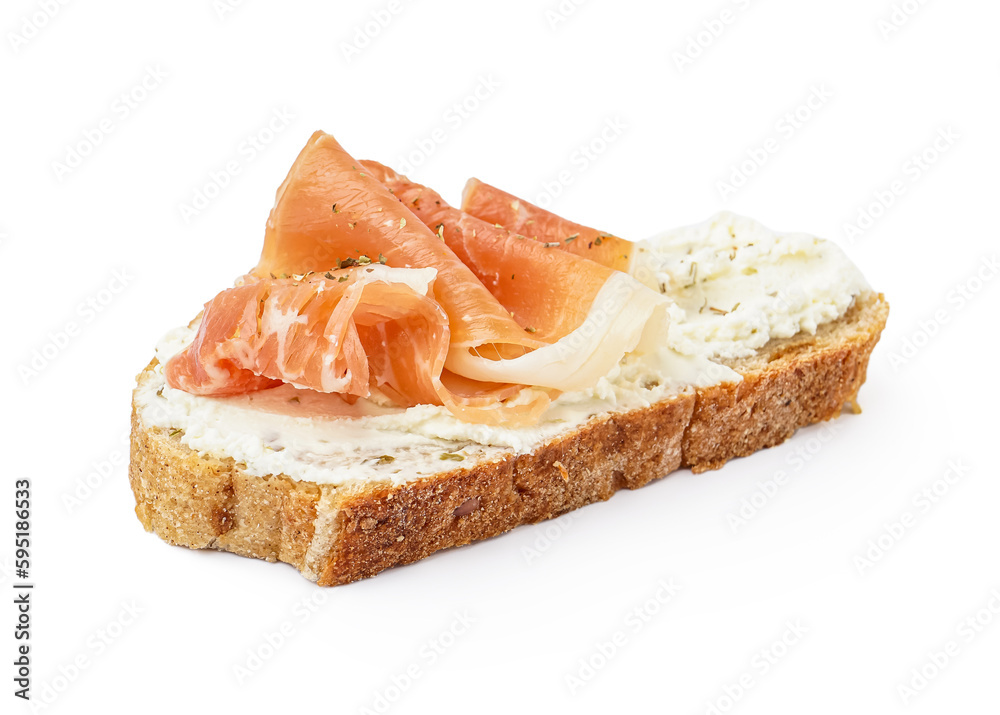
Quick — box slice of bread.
[128,292,888,585]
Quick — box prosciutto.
[166,131,668,425]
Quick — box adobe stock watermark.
[896,587,1000,704]
[716,84,833,201]
[213,0,248,20]
[522,511,584,565]
[17,268,135,385]
[545,0,591,30]
[853,458,971,576]
[533,116,627,208]
[885,255,997,370]
[842,126,959,244]
[565,578,681,695]
[233,591,328,684]
[877,0,931,40]
[340,0,407,64]
[27,601,144,713]
[62,427,131,514]
[726,421,842,533]
[51,64,168,182]
[393,74,500,175]
[6,0,72,54]
[177,106,295,222]
[0,556,16,587]
[671,0,753,72]
[703,620,808,715]
[360,610,475,714]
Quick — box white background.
[2,0,999,713]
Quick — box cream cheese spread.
[136,325,726,485]
[135,212,869,486]
[634,212,870,360]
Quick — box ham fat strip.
[461,177,633,272]
[362,160,668,391]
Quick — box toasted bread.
[128,292,888,585]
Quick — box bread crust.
[128,293,888,585]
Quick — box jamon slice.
[461,177,633,272]
[363,161,668,391]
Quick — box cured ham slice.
[461,178,633,272]
[255,131,544,355]
[165,266,549,424]
[165,266,447,404]
[169,130,669,425]
[361,161,668,391]
[363,161,613,343]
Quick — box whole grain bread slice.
[128,292,888,585]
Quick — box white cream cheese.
[137,325,714,485]
[135,212,868,486]
[633,212,870,360]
